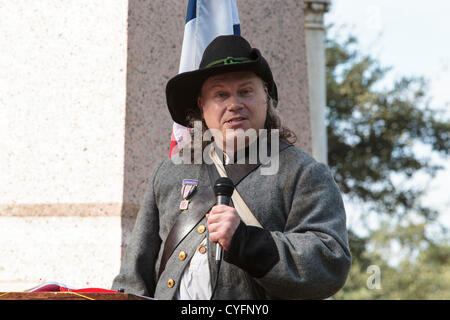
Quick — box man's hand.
[206,204,241,251]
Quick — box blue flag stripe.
[233,24,241,36]
[186,0,197,23]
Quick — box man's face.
[198,71,268,151]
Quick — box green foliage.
[326,31,450,299]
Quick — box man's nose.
[226,94,244,111]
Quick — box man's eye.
[240,89,252,96]
[215,92,228,98]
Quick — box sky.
[326,0,450,233]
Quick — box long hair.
[263,96,297,144]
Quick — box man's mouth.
[225,116,247,124]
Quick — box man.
[112,35,351,299]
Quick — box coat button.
[168,278,175,288]
[197,224,206,234]
[178,251,187,261]
[198,245,207,254]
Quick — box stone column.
[304,0,330,164]
[0,0,128,291]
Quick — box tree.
[326,31,450,299]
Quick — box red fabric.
[30,284,62,292]
[169,130,178,158]
[29,283,117,293]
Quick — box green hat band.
[205,56,253,68]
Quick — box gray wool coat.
[111,142,352,299]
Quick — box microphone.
[212,177,235,263]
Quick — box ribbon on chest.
[179,179,198,211]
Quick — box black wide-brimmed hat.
[166,35,278,127]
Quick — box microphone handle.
[216,195,231,206]
[215,195,231,262]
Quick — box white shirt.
[175,238,211,300]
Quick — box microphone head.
[213,177,234,197]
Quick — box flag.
[169,0,241,158]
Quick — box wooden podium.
[0,291,152,300]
